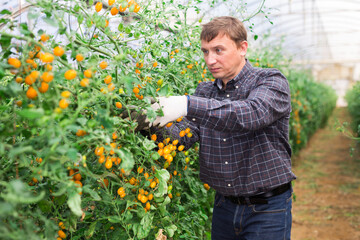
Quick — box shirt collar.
[213,59,252,90]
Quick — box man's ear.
[239,41,248,56]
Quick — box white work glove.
[151,96,188,127]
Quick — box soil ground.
[291,107,360,240]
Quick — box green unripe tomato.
[114,54,126,61]
[151,152,160,160]
[125,27,131,34]
[87,119,97,128]
[74,4,80,12]
[129,4,135,12]
[118,23,124,31]
[121,1,128,8]
[157,79,163,86]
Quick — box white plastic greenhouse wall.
[2,0,360,106]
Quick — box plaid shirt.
[157,60,296,196]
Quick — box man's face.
[201,34,247,83]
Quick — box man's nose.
[206,52,217,65]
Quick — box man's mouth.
[209,68,220,73]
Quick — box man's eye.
[203,50,208,54]
[216,48,222,53]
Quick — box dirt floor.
[291,107,360,240]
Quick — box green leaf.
[165,224,177,237]
[77,117,87,126]
[49,137,61,146]
[121,76,140,94]
[0,9,11,15]
[74,4,80,12]
[1,180,45,204]
[108,216,122,223]
[19,23,32,36]
[67,148,78,161]
[142,138,156,151]
[83,186,101,201]
[132,223,140,237]
[38,200,52,213]
[0,34,11,50]
[43,17,58,27]
[85,221,97,238]
[118,148,135,173]
[9,146,34,158]
[53,194,67,205]
[254,35,258,41]
[77,15,84,24]
[137,213,153,238]
[0,18,10,25]
[146,106,157,122]
[17,108,44,119]
[156,83,171,96]
[0,202,14,216]
[0,143,4,155]
[118,23,124,31]
[124,209,133,221]
[154,169,170,197]
[27,7,40,20]
[67,193,83,217]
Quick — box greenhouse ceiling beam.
[291,58,360,65]
[269,9,360,16]
[269,29,360,36]
[262,0,360,12]
[253,14,360,33]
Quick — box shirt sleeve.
[187,69,291,132]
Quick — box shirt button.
[226,94,230,97]
[225,161,228,164]
[192,118,196,121]
[223,139,226,142]
[228,184,231,187]
[236,86,239,89]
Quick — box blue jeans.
[211,188,293,240]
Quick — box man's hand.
[119,96,188,131]
[151,96,188,127]
[119,106,151,131]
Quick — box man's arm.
[187,70,291,132]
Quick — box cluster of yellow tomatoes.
[95,0,141,15]
[57,221,67,240]
[291,90,307,145]
[7,35,59,104]
[93,142,160,212]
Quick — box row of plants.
[249,43,337,155]
[345,82,360,140]
[0,0,337,239]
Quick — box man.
[138,16,296,239]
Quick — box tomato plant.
[346,82,360,139]
[0,0,218,239]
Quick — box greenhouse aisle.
[291,107,360,240]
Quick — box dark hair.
[200,16,247,48]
